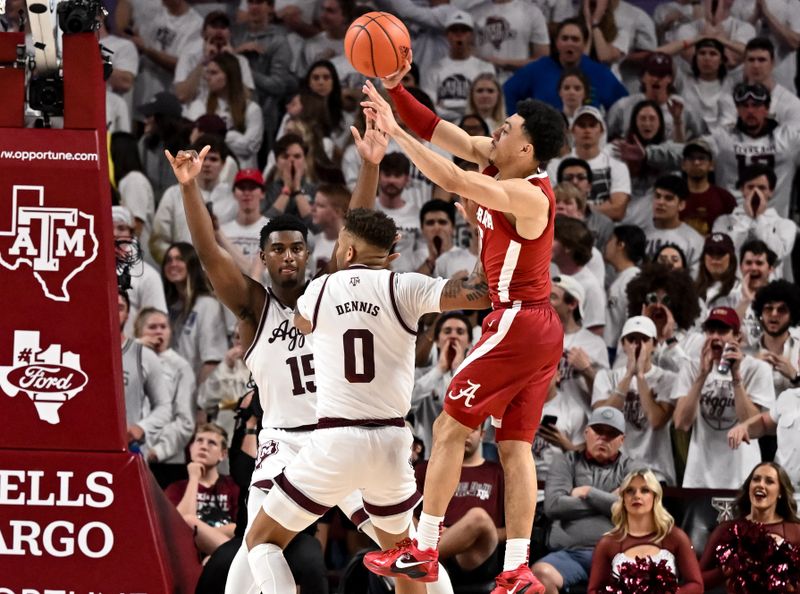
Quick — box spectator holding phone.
[533,372,587,478]
[593,316,677,485]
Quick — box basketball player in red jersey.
[361,60,566,594]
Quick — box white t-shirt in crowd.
[434,246,478,279]
[571,266,608,331]
[549,149,632,207]
[770,387,800,487]
[604,266,640,349]
[376,199,426,273]
[644,222,705,273]
[220,216,270,264]
[559,327,610,413]
[532,390,587,478]
[421,55,496,122]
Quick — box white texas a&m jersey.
[244,289,317,429]
[297,266,446,420]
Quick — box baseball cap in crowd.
[194,114,227,137]
[642,52,673,78]
[552,275,585,319]
[444,10,474,31]
[112,205,134,228]
[138,92,183,119]
[234,169,265,188]
[733,82,770,105]
[682,138,713,159]
[572,105,606,131]
[703,306,741,333]
[588,407,626,435]
[704,232,735,257]
[695,37,725,55]
[621,316,657,340]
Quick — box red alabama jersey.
[476,166,555,308]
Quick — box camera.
[28,76,64,116]
[57,0,101,34]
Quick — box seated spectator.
[549,106,631,222]
[699,462,800,591]
[672,307,775,488]
[695,232,738,311]
[556,157,614,250]
[262,134,317,226]
[612,99,684,228]
[593,316,677,485]
[679,138,736,236]
[644,175,704,273]
[553,185,608,285]
[137,92,192,202]
[161,243,228,384]
[467,73,506,131]
[534,371,587,479]
[654,243,688,271]
[503,18,628,113]
[299,0,351,76]
[119,291,171,454]
[675,38,737,132]
[742,37,800,128]
[173,11,255,105]
[111,132,156,263]
[557,69,591,129]
[553,216,608,335]
[607,52,705,142]
[134,308,196,488]
[218,169,271,274]
[533,407,640,593]
[166,423,239,558]
[414,423,505,586]
[587,469,703,594]
[301,60,349,151]
[603,225,646,351]
[422,10,496,123]
[713,164,797,279]
[746,280,800,397]
[552,274,610,414]
[674,0,754,68]
[411,312,474,454]
[184,54,263,169]
[151,136,238,263]
[417,199,477,279]
[706,82,800,218]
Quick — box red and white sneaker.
[491,564,545,594]
[363,538,439,582]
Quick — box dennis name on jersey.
[335,300,381,316]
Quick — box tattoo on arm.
[443,262,489,303]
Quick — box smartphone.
[541,414,558,427]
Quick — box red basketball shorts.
[443,304,563,443]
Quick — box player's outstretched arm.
[165,147,265,324]
[439,259,490,311]
[380,63,491,167]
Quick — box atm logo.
[0,185,98,302]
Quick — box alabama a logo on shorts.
[0,330,89,424]
[0,185,98,302]
[448,379,481,408]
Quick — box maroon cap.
[642,52,673,78]
[194,114,227,136]
[704,232,735,256]
[704,307,740,333]
[234,169,265,187]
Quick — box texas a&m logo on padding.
[0,185,98,301]
[0,330,88,424]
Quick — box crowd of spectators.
[8,0,800,589]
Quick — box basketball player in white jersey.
[166,127,456,594]
[242,207,491,594]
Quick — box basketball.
[344,11,411,78]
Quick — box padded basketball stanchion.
[0,32,201,590]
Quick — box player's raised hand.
[165,145,211,184]
[381,49,412,89]
[351,116,388,165]
[361,80,400,136]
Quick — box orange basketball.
[344,11,411,78]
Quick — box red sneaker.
[491,564,545,594]
[363,538,439,582]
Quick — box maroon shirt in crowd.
[415,460,504,527]
[681,186,737,236]
[166,475,240,527]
